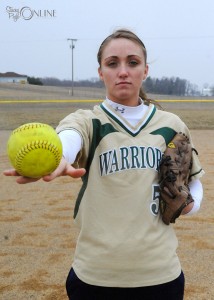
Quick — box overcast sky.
[1,0,214,90]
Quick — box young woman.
[4,29,204,300]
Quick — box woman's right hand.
[3,157,86,184]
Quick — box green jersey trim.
[150,128,177,145]
[100,103,157,137]
[189,168,203,179]
[74,119,118,218]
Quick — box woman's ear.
[143,64,149,81]
[98,67,103,81]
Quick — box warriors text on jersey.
[56,100,204,287]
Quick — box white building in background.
[0,72,28,84]
[201,88,212,97]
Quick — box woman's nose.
[118,64,128,77]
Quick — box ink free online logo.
[6,6,56,21]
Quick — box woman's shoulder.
[155,107,182,121]
[146,99,183,122]
[152,106,188,132]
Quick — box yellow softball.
[7,122,62,178]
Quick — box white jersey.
[56,100,204,287]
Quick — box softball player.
[4,29,204,300]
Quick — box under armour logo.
[115,107,125,114]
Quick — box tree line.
[144,76,200,96]
[27,76,214,96]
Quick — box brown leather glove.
[159,132,194,225]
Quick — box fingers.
[16,176,41,184]
[43,163,86,182]
[3,169,41,184]
[3,158,86,184]
[66,167,86,178]
[3,169,20,176]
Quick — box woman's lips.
[116,81,131,85]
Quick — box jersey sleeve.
[56,109,93,168]
[157,110,205,181]
[181,123,205,181]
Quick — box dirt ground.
[0,96,214,299]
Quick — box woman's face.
[98,38,148,106]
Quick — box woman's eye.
[129,60,138,66]
[108,61,117,67]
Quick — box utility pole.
[67,38,77,96]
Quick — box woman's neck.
[106,98,149,127]
[106,97,142,107]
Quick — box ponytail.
[139,86,163,110]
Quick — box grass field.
[1,102,214,131]
[0,83,214,130]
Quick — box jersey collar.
[100,100,156,137]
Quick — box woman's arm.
[182,179,203,215]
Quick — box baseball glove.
[159,132,194,225]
